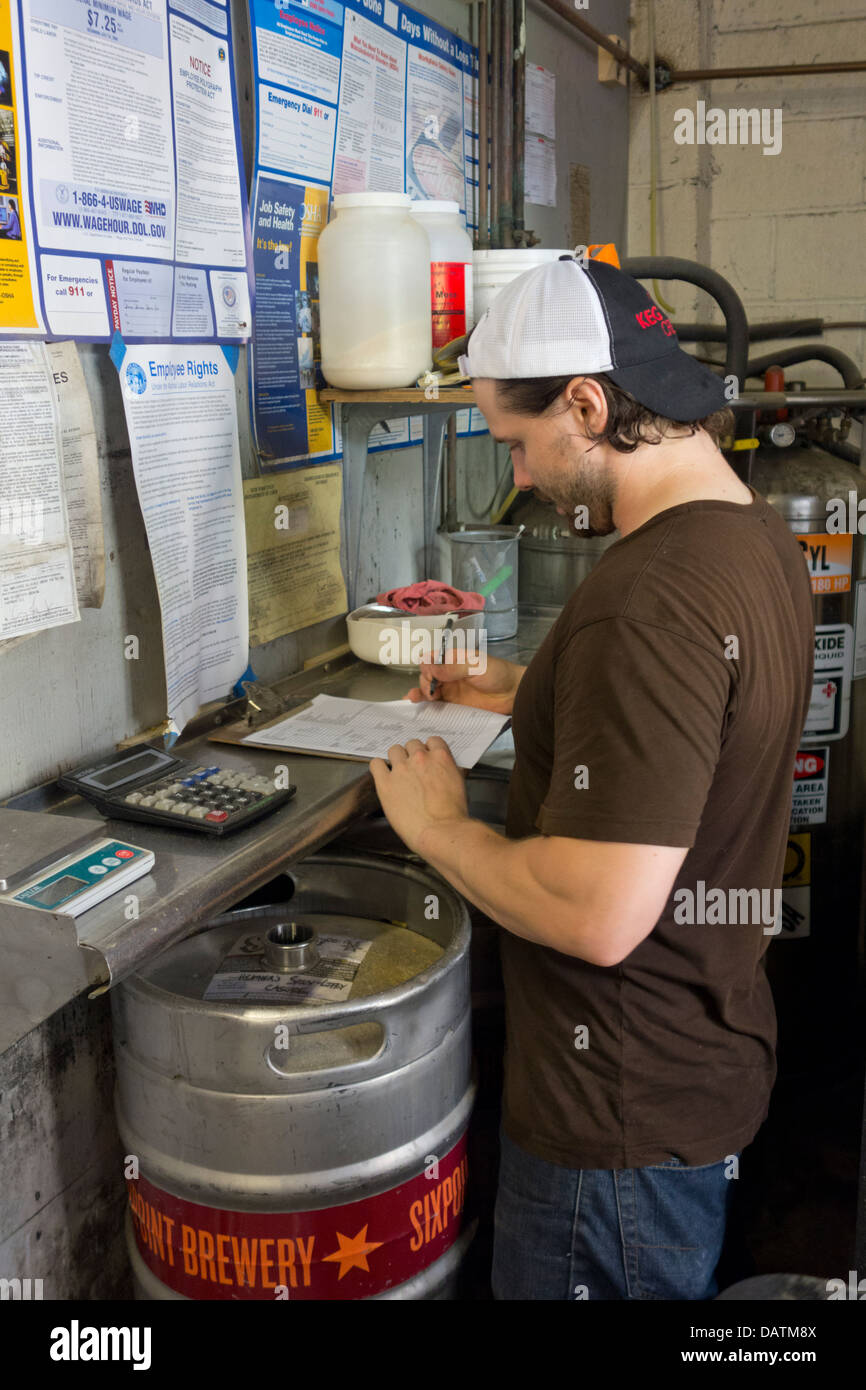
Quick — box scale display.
[3,839,154,918]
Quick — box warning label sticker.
[803,623,853,742]
[777,832,811,939]
[790,746,829,827]
[204,932,373,1004]
[796,532,852,595]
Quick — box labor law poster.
[0,0,252,344]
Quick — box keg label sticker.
[126,1132,469,1300]
[790,746,829,827]
[796,532,852,595]
[203,932,373,1004]
[777,833,810,939]
[803,623,853,742]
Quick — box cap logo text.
[635,304,675,336]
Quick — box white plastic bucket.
[473,248,571,320]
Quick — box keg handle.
[264,978,446,1083]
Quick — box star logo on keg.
[322,1225,383,1280]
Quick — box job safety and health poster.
[0,0,253,344]
[247,0,485,467]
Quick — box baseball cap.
[458,255,728,422]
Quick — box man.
[369,257,814,1300]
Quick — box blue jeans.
[492,1128,738,1300]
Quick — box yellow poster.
[244,465,347,646]
[0,2,42,332]
[301,184,332,457]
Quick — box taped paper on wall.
[117,342,249,734]
[46,341,105,609]
[0,341,78,642]
[244,465,347,646]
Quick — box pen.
[428,613,457,697]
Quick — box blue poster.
[2,0,253,343]
[247,0,484,468]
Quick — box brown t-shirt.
[502,491,814,1169]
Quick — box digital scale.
[0,832,153,918]
[58,743,297,836]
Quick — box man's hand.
[369,736,470,854]
[404,652,526,716]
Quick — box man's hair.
[493,373,734,454]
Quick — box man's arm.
[417,816,688,967]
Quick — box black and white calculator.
[59,744,297,837]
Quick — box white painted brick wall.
[628,0,866,388]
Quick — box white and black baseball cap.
[458,255,728,422]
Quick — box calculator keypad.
[121,764,281,830]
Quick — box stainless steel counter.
[0,606,559,1051]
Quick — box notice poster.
[247,0,483,468]
[116,342,249,735]
[0,0,42,331]
[250,176,331,463]
[243,466,347,645]
[526,133,557,207]
[0,341,78,640]
[0,0,251,343]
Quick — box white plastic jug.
[318,192,433,389]
[410,200,474,350]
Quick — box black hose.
[621,256,749,392]
[817,439,862,467]
[676,318,823,343]
[745,345,864,390]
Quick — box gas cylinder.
[751,444,866,1078]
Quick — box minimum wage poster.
[0,0,253,345]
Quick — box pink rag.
[376,580,484,615]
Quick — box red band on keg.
[126,1133,468,1300]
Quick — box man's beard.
[531,460,617,539]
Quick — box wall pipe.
[622,256,749,388]
[677,319,825,343]
[665,60,866,85]
[538,0,650,86]
[477,2,488,248]
[745,346,864,391]
[499,0,514,247]
[512,0,526,247]
[490,0,502,246]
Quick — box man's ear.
[565,376,609,434]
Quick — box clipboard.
[207,699,373,763]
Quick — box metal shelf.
[317,387,477,608]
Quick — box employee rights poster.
[116,342,249,736]
[0,0,252,344]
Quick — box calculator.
[58,744,297,836]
